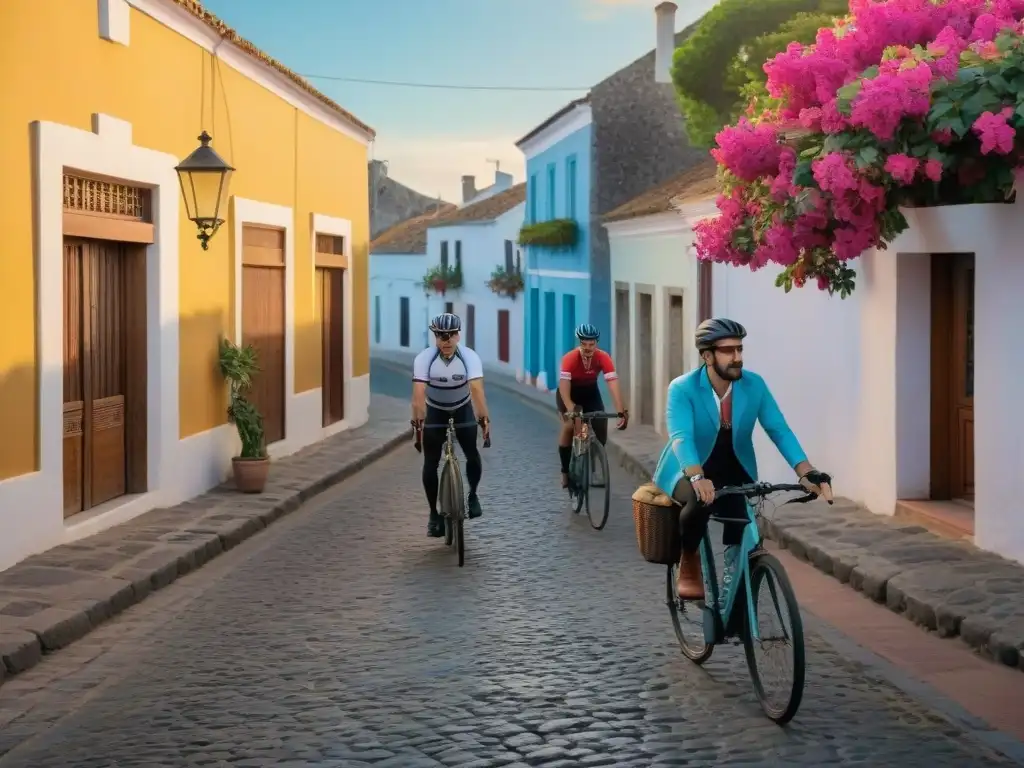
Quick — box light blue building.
[515,96,600,391]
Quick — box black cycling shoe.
[427,513,445,538]
[468,493,483,519]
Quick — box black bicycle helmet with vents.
[429,312,461,333]
[694,317,747,351]
[575,323,600,341]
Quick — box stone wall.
[369,160,450,239]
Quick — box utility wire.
[298,72,590,92]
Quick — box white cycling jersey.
[412,345,484,411]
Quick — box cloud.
[371,135,526,204]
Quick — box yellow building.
[0,0,375,571]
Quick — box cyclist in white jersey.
[411,313,491,537]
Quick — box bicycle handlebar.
[566,411,625,420]
[712,482,817,506]
[411,419,491,452]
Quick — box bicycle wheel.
[439,461,454,546]
[742,552,806,724]
[455,518,464,567]
[446,460,466,565]
[585,440,610,530]
[667,563,714,664]
[572,450,588,515]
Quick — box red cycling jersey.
[559,349,618,388]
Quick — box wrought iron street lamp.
[175,131,234,250]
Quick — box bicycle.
[413,417,490,567]
[667,481,815,724]
[564,411,623,530]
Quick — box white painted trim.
[527,268,590,280]
[99,0,131,44]
[518,104,593,159]
[126,0,373,145]
[232,198,297,460]
[604,211,690,239]
[671,195,718,227]
[1,113,184,573]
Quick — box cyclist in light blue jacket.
[652,318,833,600]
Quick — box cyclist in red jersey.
[556,323,628,488]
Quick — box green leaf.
[946,114,969,137]
[822,134,851,153]
[856,146,880,167]
[960,86,1002,117]
[957,65,986,83]
[930,98,955,120]
[799,144,823,158]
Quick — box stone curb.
[0,425,410,686]
[379,357,1024,672]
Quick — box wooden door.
[638,292,655,426]
[241,225,286,445]
[668,294,685,379]
[466,304,476,348]
[497,309,510,363]
[698,261,713,322]
[930,253,975,500]
[63,238,146,517]
[399,297,410,347]
[316,267,345,427]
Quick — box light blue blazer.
[651,365,808,495]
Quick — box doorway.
[698,261,713,322]
[529,288,540,377]
[930,253,974,501]
[399,297,410,347]
[667,292,685,380]
[637,291,655,426]
[562,294,576,355]
[614,285,631,410]
[543,291,557,386]
[241,225,286,445]
[497,309,510,363]
[466,303,476,349]
[62,238,147,517]
[316,267,345,427]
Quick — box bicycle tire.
[455,519,464,567]
[742,552,806,725]
[666,563,714,664]
[439,461,454,546]
[586,441,610,530]
[572,449,588,515]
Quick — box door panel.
[497,309,510,363]
[466,304,476,349]
[63,243,85,517]
[951,256,975,499]
[242,266,286,444]
[318,267,345,427]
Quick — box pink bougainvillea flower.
[924,158,944,181]
[812,153,860,196]
[710,119,783,182]
[884,153,920,184]
[973,107,1017,154]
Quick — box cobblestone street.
[0,364,1019,767]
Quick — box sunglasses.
[434,331,456,341]
[712,344,743,355]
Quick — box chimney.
[495,170,513,191]
[461,175,477,204]
[655,1,677,84]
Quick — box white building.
[370,205,455,353]
[603,162,717,435]
[424,184,527,375]
[677,192,1024,565]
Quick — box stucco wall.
[369,252,432,353]
[713,201,1024,565]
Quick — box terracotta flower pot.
[232,456,270,493]
[433,277,447,295]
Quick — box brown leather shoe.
[676,552,705,600]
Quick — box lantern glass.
[175,131,235,249]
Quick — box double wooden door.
[63,238,146,517]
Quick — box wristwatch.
[688,473,704,484]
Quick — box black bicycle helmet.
[429,312,461,333]
[694,317,747,351]
[575,323,600,341]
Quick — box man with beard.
[652,318,833,599]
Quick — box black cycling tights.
[422,404,482,515]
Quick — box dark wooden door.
[466,304,476,348]
[698,260,713,322]
[930,253,975,501]
[317,267,345,427]
[241,225,286,445]
[497,309,510,363]
[63,238,146,517]
[399,297,410,347]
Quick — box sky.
[200,0,718,202]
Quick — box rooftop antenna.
[486,158,501,174]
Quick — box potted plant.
[517,218,579,247]
[421,263,463,295]
[219,337,270,493]
[487,266,525,300]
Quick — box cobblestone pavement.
[0,365,1018,766]
[374,350,1024,672]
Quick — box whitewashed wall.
[369,251,433,353]
[426,203,526,376]
[710,200,1024,565]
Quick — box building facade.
[0,0,373,571]
[516,99,594,391]
[680,195,1024,565]
[424,186,526,375]
[369,207,456,353]
[602,162,716,434]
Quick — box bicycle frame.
[697,502,763,646]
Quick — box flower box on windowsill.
[486,267,524,300]
[517,218,578,248]
[422,264,463,296]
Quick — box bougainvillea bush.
[697,0,1024,297]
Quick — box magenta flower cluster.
[695,0,1024,293]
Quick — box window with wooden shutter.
[504,240,514,273]
[441,241,449,270]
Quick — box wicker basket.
[632,483,680,565]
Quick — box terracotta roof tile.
[170,0,374,138]
[430,183,526,227]
[371,205,458,254]
[603,160,718,223]
[515,97,590,147]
